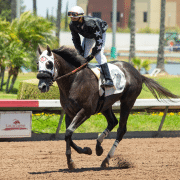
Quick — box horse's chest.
[60,97,80,117]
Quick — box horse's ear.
[47,45,52,56]
[37,45,42,55]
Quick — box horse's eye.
[46,61,53,70]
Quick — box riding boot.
[100,63,114,87]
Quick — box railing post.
[153,106,169,137]
[55,110,65,138]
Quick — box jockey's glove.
[86,54,94,62]
[78,50,84,57]
[80,51,84,57]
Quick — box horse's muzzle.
[38,79,50,93]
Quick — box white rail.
[0,99,179,138]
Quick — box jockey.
[68,6,114,87]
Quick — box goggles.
[68,12,84,17]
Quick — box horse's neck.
[54,54,75,77]
[54,54,77,94]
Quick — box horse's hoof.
[84,147,92,155]
[68,160,76,170]
[96,144,103,156]
[101,158,109,168]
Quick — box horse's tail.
[141,75,179,100]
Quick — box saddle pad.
[88,63,126,97]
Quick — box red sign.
[3,119,27,131]
[40,56,47,62]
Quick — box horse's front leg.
[65,114,92,155]
[65,109,91,170]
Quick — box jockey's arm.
[69,25,84,55]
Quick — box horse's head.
[37,45,55,93]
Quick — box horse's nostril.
[39,85,46,90]
[38,82,46,90]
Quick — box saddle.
[88,63,126,97]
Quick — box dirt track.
[0,138,180,180]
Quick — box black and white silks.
[69,16,108,64]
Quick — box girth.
[95,90,105,114]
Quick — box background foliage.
[17,81,60,100]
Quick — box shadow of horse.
[29,166,131,174]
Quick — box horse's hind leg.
[96,108,118,156]
[101,101,135,168]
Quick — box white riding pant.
[81,32,107,65]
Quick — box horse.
[37,45,179,170]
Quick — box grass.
[32,112,180,134]
[0,72,179,134]
[138,75,180,99]
[0,71,180,100]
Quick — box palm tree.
[129,0,136,63]
[156,0,166,72]
[11,0,16,20]
[5,38,29,93]
[46,9,49,20]
[33,0,37,16]
[64,1,69,31]
[56,0,62,46]
[3,12,56,92]
[0,19,10,90]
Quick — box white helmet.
[68,6,84,18]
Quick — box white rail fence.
[0,99,179,139]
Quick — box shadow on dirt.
[29,156,134,174]
[29,167,128,175]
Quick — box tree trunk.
[0,66,5,91]
[46,9,49,19]
[56,0,62,46]
[157,0,166,72]
[64,1,68,31]
[11,0,16,21]
[6,66,19,93]
[33,0,37,16]
[7,73,18,93]
[129,0,136,63]
[6,74,11,93]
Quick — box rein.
[54,61,89,81]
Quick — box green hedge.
[17,80,60,99]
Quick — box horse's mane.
[52,46,86,67]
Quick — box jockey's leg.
[82,38,95,58]
[95,33,114,87]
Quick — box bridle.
[54,60,88,81]
[37,51,89,84]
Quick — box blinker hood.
[37,71,52,79]
[38,50,55,77]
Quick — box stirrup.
[101,80,114,87]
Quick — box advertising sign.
[0,111,32,138]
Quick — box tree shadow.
[8,87,18,94]
[0,87,18,94]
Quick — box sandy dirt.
[0,138,180,180]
